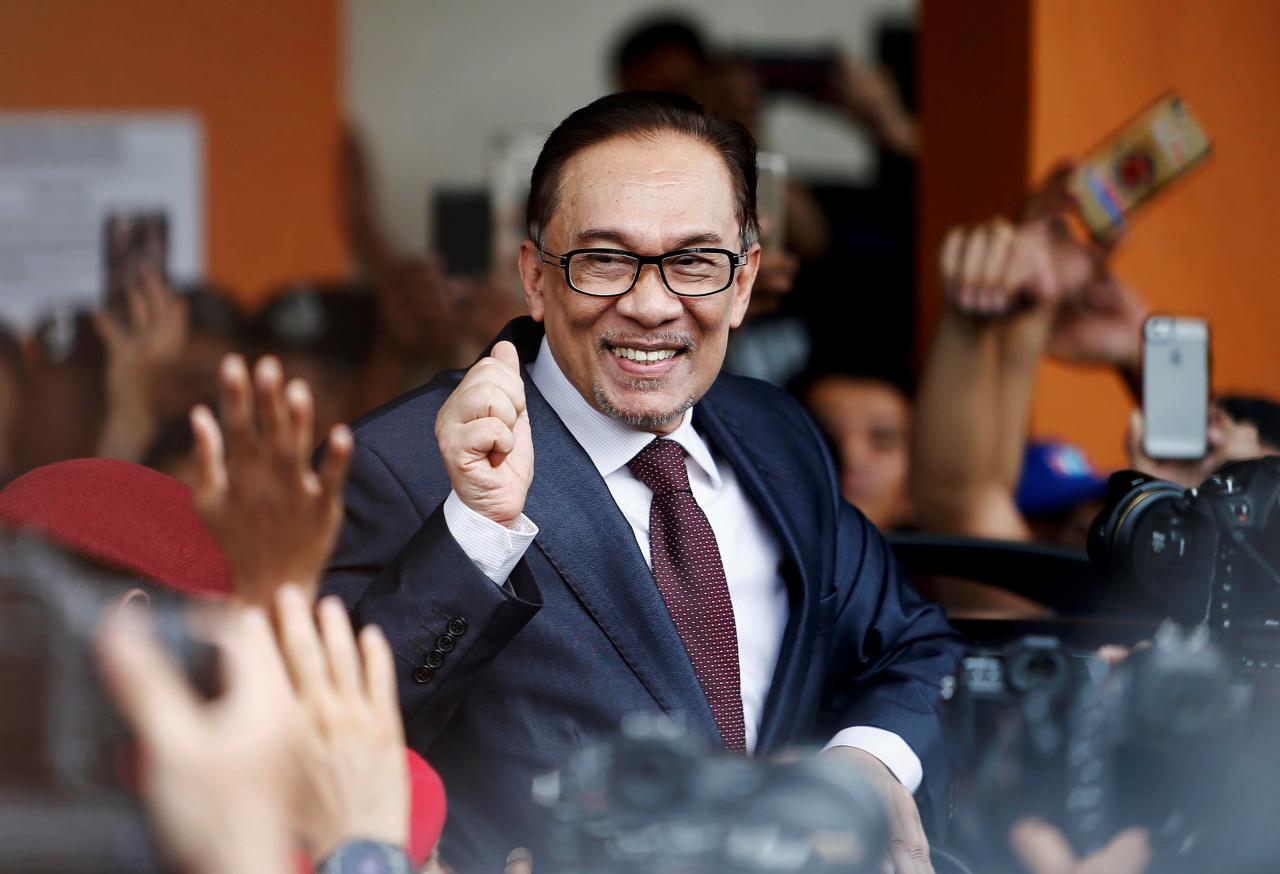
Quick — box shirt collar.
[528,336,721,487]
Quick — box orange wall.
[1029,0,1280,467]
[917,0,1031,352]
[0,0,345,308]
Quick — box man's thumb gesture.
[435,339,534,527]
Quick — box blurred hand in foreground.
[190,355,353,606]
[275,585,409,861]
[98,606,296,874]
[823,746,933,874]
[1009,817,1150,874]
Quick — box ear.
[518,240,547,323]
[727,242,761,330]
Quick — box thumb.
[491,340,521,374]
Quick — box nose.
[614,262,684,327]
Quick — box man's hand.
[435,340,533,526]
[274,585,410,861]
[190,355,353,605]
[824,747,933,874]
[939,217,1058,317]
[1009,818,1151,874]
[98,605,297,874]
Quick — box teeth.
[611,347,678,363]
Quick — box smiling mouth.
[609,345,681,364]
[600,333,693,367]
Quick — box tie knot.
[628,438,691,495]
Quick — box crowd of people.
[3,12,1279,874]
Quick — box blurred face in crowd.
[619,46,706,97]
[521,133,759,433]
[805,375,913,530]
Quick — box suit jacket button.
[448,617,468,636]
[413,666,434,684]
[425,650,445,669]
[436,634,456,652]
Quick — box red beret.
[0,458,232,597]
[406,749,448,864]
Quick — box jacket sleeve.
[322,440,542,744]
[822,500,967,833]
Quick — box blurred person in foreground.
[0,367,445,871]
[323,91,963,873]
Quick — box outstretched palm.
[190,355,353,605]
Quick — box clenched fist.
[435,341,533,527]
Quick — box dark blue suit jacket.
[322,318,964,871]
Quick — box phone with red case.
[1069,94,1211,243]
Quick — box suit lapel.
[694,394,826,753]
[520,371,721,745]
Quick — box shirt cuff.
[442,490,538,585]
[824,726,923,794]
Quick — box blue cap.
[1016,440,1110,517]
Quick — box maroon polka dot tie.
[628,438,746,751]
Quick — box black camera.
[0,533,218,874]
[944,629,1247,871]
[533,715,887,874]
[1089,457,1280,672]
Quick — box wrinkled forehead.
[548,133,740,251]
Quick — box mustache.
[596,331,696,351]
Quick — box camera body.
[533,715,886,874]
[1090,457,1280,672]
[0,533,216,873]
[945,630,1244,868]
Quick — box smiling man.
[324,92,963,873]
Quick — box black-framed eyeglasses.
[538,246,748,298]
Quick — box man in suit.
[324,92,964,873]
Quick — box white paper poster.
[0,113,203,327]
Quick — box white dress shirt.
[441,338,922,790]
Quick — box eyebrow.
[574,227,725,250]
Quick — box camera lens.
[1088,471,1186,578]
[1006,642,1069,696]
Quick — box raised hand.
[190,355,353,606]
[434,340,533,527]
[98,605,298,874]
[939,217,1059,317]
[274,585,410,861]
[95,267,190,461]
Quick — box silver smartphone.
[1142,315,1209,459]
